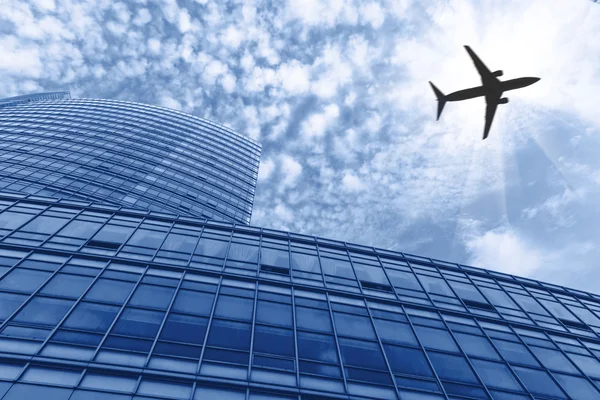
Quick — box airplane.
[429,45,540,140]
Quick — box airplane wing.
[464,45,498,86]
[482,95,499,140]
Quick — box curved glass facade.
[0,192,598,400]
[0,93,261,224]
[1,92,600,400]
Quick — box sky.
[1,0,600,293]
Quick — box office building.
[0,93,598,400]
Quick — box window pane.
[13,297,73,326]
[513,366,565,397]
[529,346,578,373]
[567,354,600,378]
[338,338,386,370]
[160,313,208,344]
[480,288,518,308]
[22,365,81,385]
[453,333,500,360]
[418,276,453,296]
[253,325,294,357]
[373,319,417,345]
[63,302,120,332]
[214,295,254,321]
[85,279,136,304]
[22,216,69,234]
[297,331,338,363]
[112,308,164,338]
[129,284,175,310]
[492,339,539,366]
[333,312,375,340]
[0,268,52,293]
[291,253,320,273]
[321,258,354,279]
[447,281,486,303]
[40,274,94,298]
[227,242,258,263]
[206,319,251,351]
[470,359,522,391]
[414,326,457,352]
[554,373,600,400]
[296,306,332,333]
[256,301,292,327]
[387,270,421,290]
[172,289,215,316]
[0,292,27,320]
[196,238,229,258]
[384,344,433,377]
[261,248,289,268]
[2,383,72,400]
[427,352,478,383]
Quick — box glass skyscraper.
[0,93,598,400]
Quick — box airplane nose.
[532,77,541,83]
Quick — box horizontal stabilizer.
[429,81,446,120]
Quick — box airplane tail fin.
[429,81,446,120]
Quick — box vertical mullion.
[363,299,402,400]
[141,270,186,368]
[195,276,224,374]
[246,277,259,381]
[290,288,300,388]
[324,292,350,395]
[31,257,111,356]
[400,304,449,399]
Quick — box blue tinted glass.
[511,294,548,315]
[214,295,254,321]
[529,346,578,373]
[40,273,94,298]
[63,302,120,332]
[129,284,175,310]
[427,352,478,383]
[373,319,417,345]
[104,335,153,352]
[127,229,167,248]
[291,253,320,273]
[417,276,454,296]
[296,306,332,333]
[85,279,136,304]
[253,325,294,357]
[386,269,422,290]
[554,373,600,400]
[160,313,207,344]
[338,338,386,370]
[513,366,566,398]
[453,332,500,360]
[13,297,73,326]
[261,248,289,268]
[22,216,69,234]
[567,353,600,379]
[0,292,27,320]
[196,238,229,258]
[58,220,102,238]
[256,301,292,327]
[0,268,52,293]
[161,233,198,253]
[480,287,518,308]
[2,383,72,400]
[154,341,201,358]
[206,319,251,351]
[92,224,134,244]
[112,308,163,338]
[227,242,258,262]
[384,344,433,377]
[172,289,215,315]
[333,312,375,339]
[320,258,354,279]
[447,281,486,303]
[470,359,522,391]
[297,331,339,363]
[414,325,458,352]
[492,339,539,366]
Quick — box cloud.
[463,225,547,276]
[279,154,303,188]
[258,159,275,181]
[342,172,365,192]
[300,104,340,140]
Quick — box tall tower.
[0,92,598,400]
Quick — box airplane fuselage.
[445,77,540,102]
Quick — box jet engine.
[493,70,503,77]
[498,97,509,104]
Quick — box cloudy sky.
[2,0,600,292]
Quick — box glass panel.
[85,279,136,304]
[129,284,175,310]
[253,325,294,357]
[373,319,417,345]
[427,352,478,383]
[40,274,94,298]
[172,289,215,316]
[453,332,500,360]
[554,373,600,400]
[291,253,320,273]
[0,268,52,293]
[214,295,254,321]
[297,331,338,363]
[384,344,433,377]
[160,313,208,345]
[0,292,28,320]
[414,325,457,352]
[296,306,332,333]
[492,339,539,366]
[513,366,566,398]
[470,359,522,391]
[112,308,164,338]
[13,297,73,326]
[206,319,251,351]
[529,346,578,373]
[333,313,375,340]
[338,338,386,370]
[63,302,120,332]
[256,301,292,327]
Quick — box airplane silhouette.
[429,45,540,140]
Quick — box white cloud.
[160,95,182,110]
[300,104,340,140]
[147,38,161,54]
[280,154,303,188]
[463,226,547,276]
[359,2,385,29]
[278,61,311,95]
[258,159,275,181]
[30,0,56,11]
[342,172,365,192]
[133,8,153,26]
